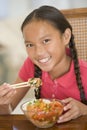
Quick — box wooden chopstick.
[11,82,29,89]
[10,78,42,89]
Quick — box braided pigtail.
[34,65,42,99]
[69,34,87,104]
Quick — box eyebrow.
[24,39,35,45]
[24,34,52,44]
[24,40,31,44]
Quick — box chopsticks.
[11,82,29,89]
[11,78,42,89]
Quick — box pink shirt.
[19,57,87,101]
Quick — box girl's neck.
[49,56,72,80]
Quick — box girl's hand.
[57,97,87,123]
[0,83,16,104]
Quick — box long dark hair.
[21,6,87,104]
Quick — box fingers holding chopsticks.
[0,78,42,105]
[0,83,16,98]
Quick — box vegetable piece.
[28,78,42,87]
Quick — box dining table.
[0,114,87,130]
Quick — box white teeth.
[39,57,50,63]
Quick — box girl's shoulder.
[18,57,34,81]
[24,57,34,65]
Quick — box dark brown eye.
[43,39,50,44]
[26,43,34,48]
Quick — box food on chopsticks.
[28,78,42,87]
[11,78,42,89]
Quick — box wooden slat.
[61,8,87,18]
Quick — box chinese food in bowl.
[21,99,64,128]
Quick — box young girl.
[0,5,87,123]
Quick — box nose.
[35,45,46,56]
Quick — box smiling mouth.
[38,56,51,63]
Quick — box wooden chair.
[61,8,87,61]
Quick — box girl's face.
[23,20,70,73]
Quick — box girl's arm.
[0,77,30,115]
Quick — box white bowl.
[21,99,64,128]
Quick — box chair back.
[61,8,87,61]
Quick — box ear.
[63,28,71,46]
